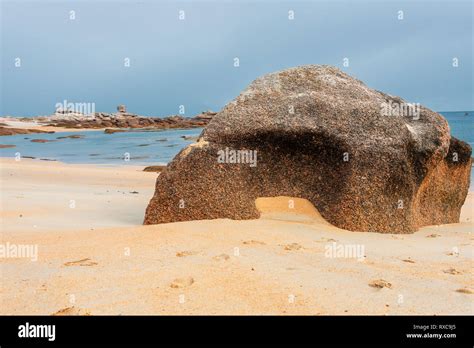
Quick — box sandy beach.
[0,157,472,315]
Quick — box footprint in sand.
[52,306,91,316]
[170,277,194,289]
[242,240,266,245]
[369,279,392,289]
[176,251,198,257]
[213,253,230,261]
[283,243,303,251]
[443,268,461,275]
[64,258,98,267]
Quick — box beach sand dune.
[0,158,472,315]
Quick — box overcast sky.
[1,0,472,116]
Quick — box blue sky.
[1,0,472,116]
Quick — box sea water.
[0,128,202,166]
[442,111,473,149]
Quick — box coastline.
[0,118,107,133]
[0,110,213,136]
[1,158,472,315]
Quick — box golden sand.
[0,158,472,315]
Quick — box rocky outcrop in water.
[144,65,471,233]
[44,111,215,130]
[30,139,56,143]
[0,110,216,135]
[0,127,54,136]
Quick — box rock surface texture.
[144,65,471,233]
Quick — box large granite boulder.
[144,65,471,233]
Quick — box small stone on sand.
[369,279,392,289]
[283,243,302,251]
[52,306,91,316]
[170,277,194,288]
[455,288,473,294]
[426,234,440,238]
[176,251,197,257]
[402,258,415,263]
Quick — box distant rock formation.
[0,108,216,134]
[43,112,213,130]
[104,129,127,134]
[0,127,54,136]
[56,134,84,139]
[144,65,472,233]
